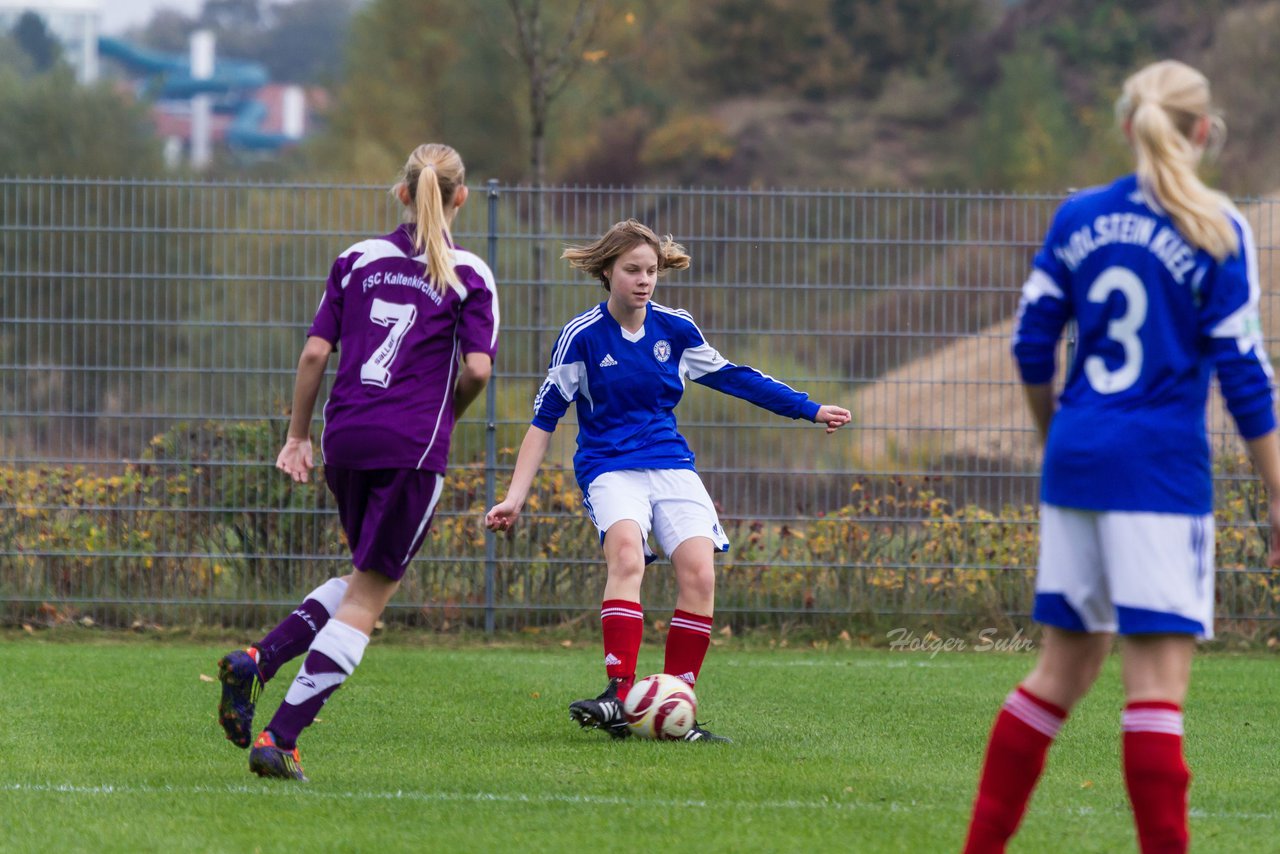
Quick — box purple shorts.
[324,466,444,580]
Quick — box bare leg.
[1022,626,1113,710]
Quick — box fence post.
[483,179,500,634]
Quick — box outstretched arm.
[484,425,554,531]
[276,336,333,483]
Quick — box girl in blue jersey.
[485,219,850,742]
[215,143,499,780]
[963,61,1280,854]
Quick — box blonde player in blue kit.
[485,220,850,742]
[963,61,1280,854]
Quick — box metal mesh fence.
[2,178,1278,632]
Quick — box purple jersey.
[308,223,499,472]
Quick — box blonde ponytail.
[395,143,466,293]
[1119,61,1238,261]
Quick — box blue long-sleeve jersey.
[1013,174,1275,513]
[532,301,821,493]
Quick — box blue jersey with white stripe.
[533,301,821,492]
[1013,174,1275,513]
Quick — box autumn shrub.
[4,423,1279,630]
[138,419,348,596]
[0,462,212,607]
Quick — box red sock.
[1123,701,1189,854]
[963,685,1067,854]
[600,599,643,697]
[664,609,713,687]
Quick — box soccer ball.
[622,673,697,740]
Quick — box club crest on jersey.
[653,340,672,362]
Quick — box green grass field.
[2,638,1277,853]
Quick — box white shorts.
[583,468,731,562]
[1034,503,1215,639]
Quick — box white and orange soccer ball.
[622,673,697,740]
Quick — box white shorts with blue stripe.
[1033,503,1215,639]
[583,468,731,563]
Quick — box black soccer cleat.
[249,730,308,781]
[217,647,264,749]
[569,678,631,739]
[682,721,733,744]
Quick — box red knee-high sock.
[963,685,1067,854]
[1123,701,1189,854]
[664,609,713,686]
[600,599,643,697]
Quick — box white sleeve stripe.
[691,353,798,394]
[1209,209,1259,323]
[1231,206,1259,306]
[1021,268,1064,303]
[1209,211,1266,364]
[454,249,500,349]
[652,302,695,321]
[338,238,405,290]
[652,302,704,338]
[654,303,715,383]
[679,342,728,382]
[1208,304,1262,341]
[550,308,603,367]
[533,361,587,412]
[553,308,602,365]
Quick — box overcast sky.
[101,0,206,35]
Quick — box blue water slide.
[99,36,294,150]
[99,36,268,97]
[226,100,298,151]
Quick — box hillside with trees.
[3,0,1278,195]
[292,0,1280,197]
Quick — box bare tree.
[506,0,606,186]
[505,0,608,362]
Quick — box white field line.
[717,658,964,668]
[2,782,1275,822]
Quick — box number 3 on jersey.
[360,298,418,388]
[1084,266,1146,395]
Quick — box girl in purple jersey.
[215,142,499,781]
[485,220,850,742]
[963,62,1280,854]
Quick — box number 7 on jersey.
[360,298,418,388]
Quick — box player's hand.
[276,436,314,483]
[815,405,852,434]
[485,500,521,532]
